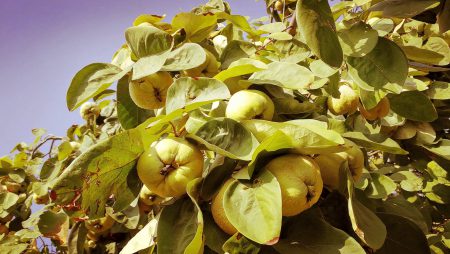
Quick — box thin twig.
[31,136,63,158]
[169,121,178,136]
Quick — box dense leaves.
[1,0,450,253]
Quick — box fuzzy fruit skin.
[265,154,323,216]
[327,85,359,115]
[139,185,164,206]
[182,50,220,77]
[225,90,275,121]
[314,140,364,190]
[79,102,100,120]
[211,179,238,235]
[274,1,284,11]
[85,215,115,234]
[137,137,204,198]
[359,97,390,121]
[129,71,173,110]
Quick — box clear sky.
[0,0,339,155]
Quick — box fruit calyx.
[159,164,177,176]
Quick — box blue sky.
[0,0,339,155]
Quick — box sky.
[0,0,267,155]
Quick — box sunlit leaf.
[189,118,259,161]
[66,63,125,111]
[52,129,144,218]
[347,37,408,93]
[223,170,282,245]
[296,0,343,67]
[249,62,314,90]
[388,91,438,122]
[165,77,230,114]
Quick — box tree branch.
[287,10,297,36]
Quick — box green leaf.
[242,119,346,155]
[0,236,29,254]
[67,222,88,254]
[66,63,124,111]
[249,62,314,90]
[377,196,429,233]
[426,81,450,100]
[296,0,343,67]
[125,23,173,59]
[52,129,144,218]
[342,132,408,155]
[274,209,366,254]
[422,180,450,204]
[214,58,267,82]
[338,21,379,57]
[368,0,440,18]
[165,77,230,114]
[401,37,450,66]
[390,171,423,192]
[120,219,157,254]
[132,14,166,27]
[365,173,397,199]
[268,32,293,41]
[358,88,387,110]
[162,43,207,71]
[422,139,450,161]
[57,141,73,161]
[258,22,286,33]
[117,76,153,130]
[388,91,438,122]
[310,59,338,78]
[220,40,256,69]
[200,156,238,201]
[184,179,205,254]
[348,194,387,250]
[235,131,294,180]
[172,12,217,42]
[223,170,282,245]
[376,213,431,254]
[40,158,64,186]
[157,197,202,254]
[272,97,316,115]
[185,109,213,134]
[347,37,408,93]
[131,52,171,80]
[222,234,261,254]
[0,192,18,211]
[426,161,449,184]
[188,118,259,161]
[37,210,67,237]
[400,46,441,67]
[204,211,229,253]
[217,12,260,37]
[367,18,394,37]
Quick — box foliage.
[1,0,450,253]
